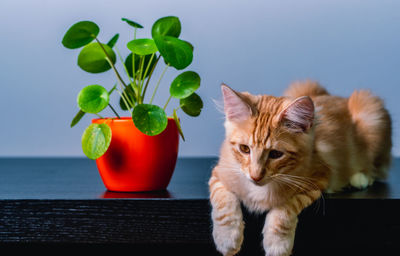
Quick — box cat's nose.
[250,169,266,182]
[250,174,263,182]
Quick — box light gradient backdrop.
[0,0,399,157]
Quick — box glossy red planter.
[92,117,179,192]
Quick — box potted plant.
[62,16,203,192]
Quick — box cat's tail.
[348,90,392,179]
[284,80,329,98]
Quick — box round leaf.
[77,84,109,113]
[154,36,193,70]
[62,21,99,49]
[170,71,200,99]
[151,16,181,38]
[185,41,194,51]
[180,93,203,117]
[125,53,157,78]
[78,43,116,73]
[127,39,158,56]
[81,123,112,160]
[121,18,143,28]
[132,104,168,136]
[162,40,194,66]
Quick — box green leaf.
[62,21,99,49]
[77,43,116,73]
[151,16,181,38]
[77,84,109,113]
[70,110,86,128]
[70,84,117,128]
[121,18,143,28]
[107,33,119,48]
[81,123,112,160]
[185,41,194,51]
[173,109,185,141]
[180,93,203,117]
[170,71,200,99]
[132,104,168,136]
[154,36,193,70]
[162,40,194,66]
[127,38,158,56]
[125,53,157,78]
[119,86,136,111]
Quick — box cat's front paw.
[264,234,294,256]
[213,220,244,256]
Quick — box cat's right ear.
[221,84,252,122]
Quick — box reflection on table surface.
[101,189,173,199]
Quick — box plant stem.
[141,55,160,101]
[115,47,139,102]
[103,56,133,109]
[175,105,182,111]
[105,58,134,109]
[115,47,134,85]
[163,95,172,110]
[108,104,121,118]
[95,38,127,89]
[116,88,132,115]
[97,40,133,109]
[130,29,138,101]
[132,52,136,84]
[108,83,117,94]
[140,53,155,92]
[138,56,145,92]
[149,64,169,104]
[95,113,104,119]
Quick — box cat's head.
[221,84,315,185]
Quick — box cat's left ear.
[279,96,314,133]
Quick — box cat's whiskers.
[276,176,310,192]
[271,174,319,191]
[273,178,285,191]
[272,173,325,214]
[282,176,319,191]
[270,176,292,191]
[270,175,301,192]
[274,173,320,184]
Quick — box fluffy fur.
[209,81,392,256]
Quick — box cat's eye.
[239,144,250,154]
[269,150,283,159]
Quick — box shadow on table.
[100,189,173,199]
[323,180,392,199]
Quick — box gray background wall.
[0,0,399,157]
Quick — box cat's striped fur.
[209,81,392,256]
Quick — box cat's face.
[221,84,315,185]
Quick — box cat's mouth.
[251,179,266,186]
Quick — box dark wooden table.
[1,157,399,255]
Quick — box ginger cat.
[209,81,392,256]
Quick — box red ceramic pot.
[92,117,179,192]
